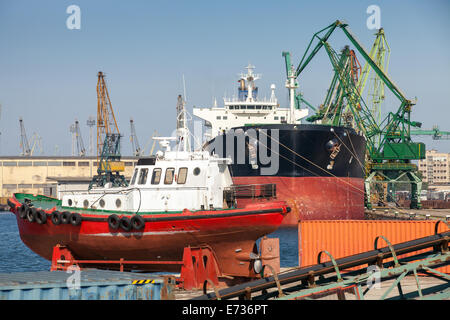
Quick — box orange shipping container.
[298,220,449,273]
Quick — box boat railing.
[224,184,276,202]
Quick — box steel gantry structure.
[282,20,425,209]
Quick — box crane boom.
[130,118,142,156]
[19,118,31,156]
[75,120,86,156]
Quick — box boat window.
[138,168,149,185]
[130,168,138,185]
[216,116,221,120]
[193,167,201,176]
[151,168,162,184]
[177,167,188,184]
[256,106,261,109]
[274,116,279,120]
[223,116,227,120]
[247,105,255,109]
[164,168,175,184]
[229,106,234,109]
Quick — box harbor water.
[0,211,298,273]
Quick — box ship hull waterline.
[233,176,365,226]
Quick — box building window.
[216,116,221,120]
[138,168,149,185]
[151,168,162,184]
[164,168,175,184]
[177,167,188,184]
[33,161,47,166]
[78,161,90,167]
[63,161,76,167]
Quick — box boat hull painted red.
[10,197,287,277]
[233,176,365,226]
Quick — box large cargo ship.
[193,65,366,226]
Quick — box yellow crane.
[96,71,120,157]
[89,71,127,189]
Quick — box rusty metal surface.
[299,220,450,273]
[260,236,280,276]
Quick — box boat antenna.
[183,74,187,103]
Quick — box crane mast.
[89,71,127,190]
[71,119,86,157]
[130,118,142,156]
[19,117,31,156]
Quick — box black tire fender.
[7,199,16,211]
[36,210,47,224]
[107,214,120,230]
[18,204,28,219]
[70,212,82,226]
[119,216,132,232]
[61,211,71,224]
[131,215,145,231]
[26,207,37,223]
[51,211,62,225]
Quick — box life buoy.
[131,215,145,231]
[107,214,120,230]
[61,211,71,224]
[70,212,82,226]
[26,207,36,223]
[18,204,28,219]
[36,210,47,224]
[51,211,62,225]
[119,216,132,231]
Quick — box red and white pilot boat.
[9,96,289,280]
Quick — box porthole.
[83,200,89,208]
[116,198,122,208]
[68,199,73,206]
[99,199,105,208]
[193,167,201,176]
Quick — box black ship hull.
[205,124,367,226]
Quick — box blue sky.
[0,0,449,156]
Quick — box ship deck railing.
[224,183,276,200]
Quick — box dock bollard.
[425,214,430,220]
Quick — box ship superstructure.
[193,65,309,141]
[193,65,366,226]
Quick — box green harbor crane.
[283,20,425,209]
